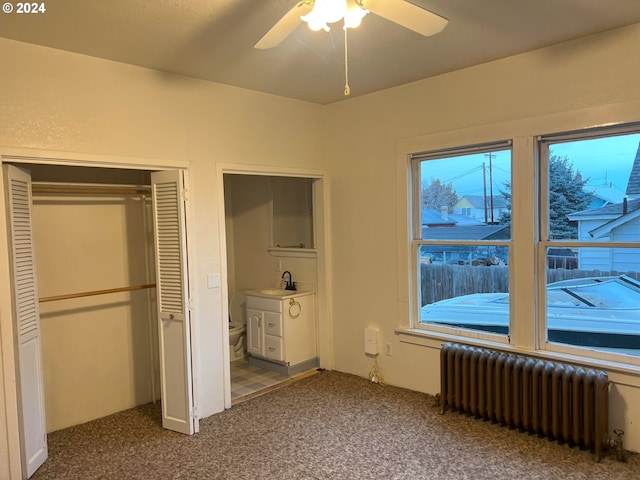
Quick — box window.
[411,141,512,339]
[539,128,640,358]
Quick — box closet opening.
[2,159,196,477]
[26,164,161,434]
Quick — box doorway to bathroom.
[218,166,330,407]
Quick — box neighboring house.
[420,224,510,265]
[567,143,640,271]
[454,195,508,224]
[567,198,640,271]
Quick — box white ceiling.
[1,0,639,104]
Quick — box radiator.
[439,342,609,461]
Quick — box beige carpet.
[32,371,638,479]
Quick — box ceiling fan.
[255,0,448,50]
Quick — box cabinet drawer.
[246,295,282,312]
[264,311,282,337]
[264,335,283,361]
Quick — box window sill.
[397,327,511,352]
[397,327,640,387]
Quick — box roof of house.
[626,142,640,197]
[421,209,456,226]
[455,195,508,209]
[568,197,640,219]
[422,224,510,240]
[584,184,626,206]
[569,141,640,224]
[421,209,485,227]
[589,208,640,238]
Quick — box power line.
[442,165,483,184]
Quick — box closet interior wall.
[27,164,160,433]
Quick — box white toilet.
[228,292,247,362]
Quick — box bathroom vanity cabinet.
[246,291,317,375]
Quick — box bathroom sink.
[247,288,311,299]
[260,288,293,296]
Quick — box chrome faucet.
[282,271,297,291]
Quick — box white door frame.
[216,163,333,409]
[0,147,197,478]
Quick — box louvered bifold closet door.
[3,165,48,478]
[151,170,195,435]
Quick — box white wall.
[325,23,640,451]
[0,37,325,479]
[226,175,274,294]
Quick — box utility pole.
[485,153,495,224]
[482,162,488,223]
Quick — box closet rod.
[32,183,151,196]
[39,283,156,303]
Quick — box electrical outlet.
[385,342,392,356]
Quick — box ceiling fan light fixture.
[301,0,358,32]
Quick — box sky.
[421,133,640,198]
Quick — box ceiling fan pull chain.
[344,25,351,96]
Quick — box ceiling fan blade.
[254,2,313,49]
[363,0,448,37]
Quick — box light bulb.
[320,0,347,24]
[343,5,368,29]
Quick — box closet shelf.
[39,283,156,303]
[267,247,317,258]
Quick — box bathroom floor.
[230,358,291,403]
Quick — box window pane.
[546,133,640,241]
[415,146,511,337]
[420,150,511,240]
[542,132,640,356]
[545,248,640,356]
[419,244,509,335]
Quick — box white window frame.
[398,99,640,378]
[536,123,640,367]
[409,140,513,344]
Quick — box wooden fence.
[420,264,508,306]
[546,268,639,284]
[420,263,639,306]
